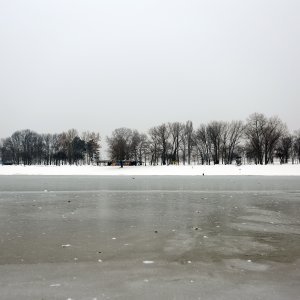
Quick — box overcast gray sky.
[1,0,299,142]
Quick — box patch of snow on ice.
[1,164,300,176]
[143,260,154,264]
[50,283,61,287]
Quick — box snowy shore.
[0,164,300,176]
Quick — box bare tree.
[180,121,194,165]
[194,124,211,165]
[220,122,230,164]
[136,133,149,165]
[1,137,14,164]
[148,127,160,165]
[244,113,268,164]
[82,131,101,165]
[107,128,133,161]
[185,120,194,165]
[245,113,286,164]
[66,129,79,165]
[276,135,293,164]
[150,123,170,165]
[223,121,244,164]
[42,134,52,165]
[19,129,39,165]
[292,130,300,163]
[262,116,286,164]
[168,122,184,164]
[10,131,22,164]
[207,121,225,164]
[130,130,142,161]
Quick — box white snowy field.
[0,164,300,176]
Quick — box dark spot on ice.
[154,230,158,233]
[98,251,102,253]
[194,227,198,230]
[68,200,71,203]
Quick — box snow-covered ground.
[0,164,300,176]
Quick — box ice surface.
[0,176,300,299]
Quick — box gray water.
[0,176,300,300]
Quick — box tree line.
[1,112,300,166]
[0,129,100,165]
[107,113,300,165]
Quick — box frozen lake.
[0,176,300,299]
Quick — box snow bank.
[0,164,300,176]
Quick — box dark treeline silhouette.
[1,113,300,166]
[0,129,100,165]
[106,113,300,166]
